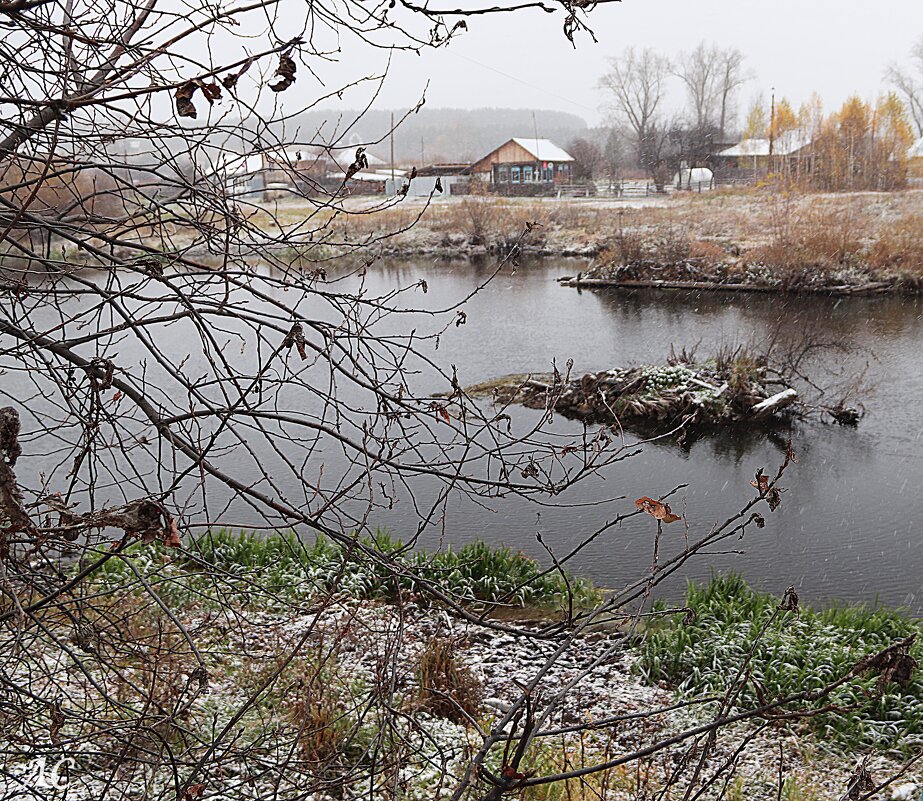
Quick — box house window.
[543,166,553,181]
[498,166,508,182]
[523,165,533,182]
[511,166,520,183]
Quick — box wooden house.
[225,144,390,197]
[713,130,813,181]
[471,138,574,195]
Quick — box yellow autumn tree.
[743,97,769,139]
[770,97,798,139]
[871,92,915,189]
[798,93,825,138]
[811,94,912,190]
[764,97,801,180]
[810,96,865,190]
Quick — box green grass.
[639,574,923,753]
[90,529,600,611]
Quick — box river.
[359,257,923,609]
[7,256,923,609]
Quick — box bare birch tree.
[675,42,719,130]
[716,46,747,137]
[675,42,747,136]
[599,46,671,168]
[887,34,923,137]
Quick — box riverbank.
[43,187,923,297]
[245,187,923,294]
[641,574,923,754]
[559,275,897,296]
[9,533,921,799]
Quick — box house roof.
[261,146,322,164]
[328,149,386,169]
[717,130,812,158]
[225,145,392,179]
[254,145,387,170]
[328,170,390,183]
[510,138,574,162]
[417,163,473,176]
[224,152,266,177]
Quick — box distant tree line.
[250,107,590,165]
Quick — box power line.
[448,50,601,117]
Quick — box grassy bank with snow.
[640,574,923,753]
[20,534,921,799]
[90,528,602,612]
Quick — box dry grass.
[67,591,208,767]
[687,238,727,266]
[286,659,361,767]
[713,343,766,388]
[868,213,923,273]
[520,734,639,800]
[587,187,922,285]
[413,636,482,724]
[232,626,374,775]
[450,197,547,250]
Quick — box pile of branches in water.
[518,361,797,426]
[468,337,865,430]
[477,347,863,429]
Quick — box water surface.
[8,256,923,609]
[361,258,923,609]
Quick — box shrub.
[688,238,726,266]
[283,653,373,772]
[868,213,923,274]
[606,214,645,266]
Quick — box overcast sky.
[314,0,922,128]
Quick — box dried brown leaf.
[174,80,221,119]
[778,585,799,612]
[845,762,874,800]
[174,82,198,118]
[750,469,770,494]
[183,784,206,801]
[49,699,65,744]
[635,496,681,524]
[269,54,296,92]
[221,58,253,90]
[163,518,181,548]
[857,636,919,692]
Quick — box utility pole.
[769,88,776,176]
[390,111,395,195]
